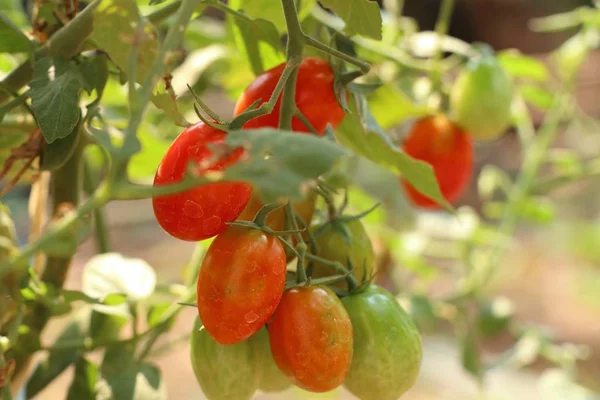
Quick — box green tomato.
[342,285,422,400]
[190,318,259,400]
[309,219,375,286]
[450,55,513,141]
[249,327,292,393]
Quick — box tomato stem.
[430,0,456,93]
[83,156,111,254]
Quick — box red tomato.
[152,122,252,241]
[268,286,353,392]
[401,115,473,208]
[233,58,345,135]
[197,226,287,344]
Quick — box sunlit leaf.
[82,252,157,302]
[497,49,550,81]
[319,0,382,40]
[91,0,159,83]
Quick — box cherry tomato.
[450,55,513,141]
[401,115,473,208]
[233,58,344,135]
[342,285,423,400]
[196,226,286,344]
[190,317,259,400]
[268,285,353,392]
[309,219,375,287]
[152,122,252,241]
[250,327,292,393]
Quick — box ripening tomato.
[401,115,473,208]
[152,122,252,241]
[268,286,353,392]
[196,226,286,344]
[190,317,259,400]
[342,285,423,400]
[250,327,292,393]
[450,55,513,141]
[233,58,344,135]
[309,219,375,287]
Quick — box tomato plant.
[233,58,345,135]
[0,0,597,398]
[196,226,286,344]
[152,122,252,241]
[401,115,474,208]
[268,286,353,392]
[342,285,422,400]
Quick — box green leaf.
[102,344,167,400]
[80,53,110,102]
[552,31,597,81]
[91,0,159,83]
[0,12,32,53]
[230,0,317,32]
[462,329,483,378]
[335,96,449,209]
[82,253,157,302]
[147,303,175,329]
[367,85,429,129]
[319,0,382,40]
[40,127,81,171]
[224,129,346,202]
[227,2,284,75]
[27,309,91,398]
[497,49,549,81]
[519,84,554,110]
[127,129,171,182]
[67,357,99,400]
[29,57,84,143]
[61,289,127,306]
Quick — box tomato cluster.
[151,57,424,399]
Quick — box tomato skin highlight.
[268,285,353,393]
[250,327,292,393]
[234,58,344,135]
[401,115,473,208]
[190,317,259,400]
[451,55,513,141]
[309,219,375,287]
[152,122,252,241]
[196,226,287,344]
[342,285,423,400]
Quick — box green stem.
[278,0,305,131]
[431,0,456,90]
[532,159,600,194]
[285,202,307,283]
[477,95,568,290]
[83,157,110,253]
[304,253,358,289]
[122,0,201,160]
[147,0,182,24]
[303,35,370,73]
[229,62,299,129]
